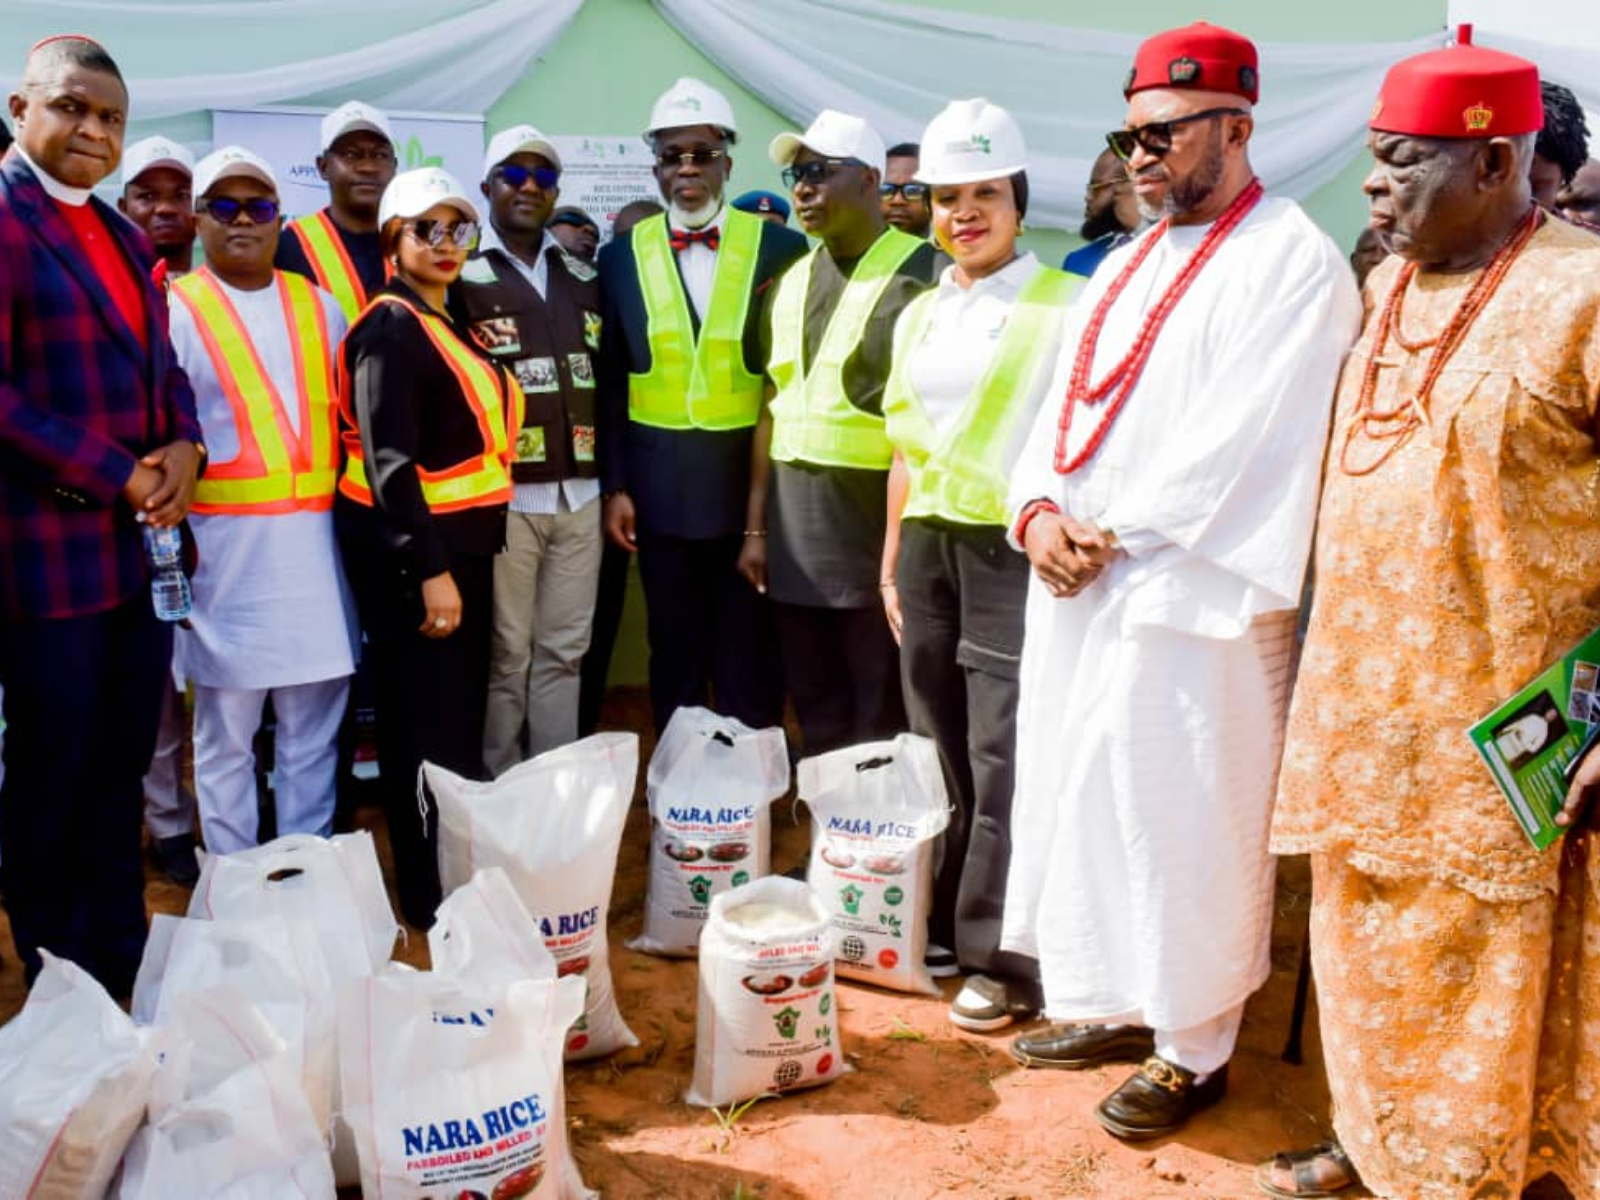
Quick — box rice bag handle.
[854,754,895,773]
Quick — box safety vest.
[767,227,922,470]
[338,296,520,513]
[171,268,340,516]
[287,210,389,321]
[883,266,1082,526]
[628,209,765,430]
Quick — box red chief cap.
[1124,22,1260,105]
[1370,25,1542,138]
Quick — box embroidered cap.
[378,166,480,226]
[121,136,194,187]
[1369,25,1542,139]
[193,145,277,197]
[1124,22,1260,105]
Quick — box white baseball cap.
[646,77,738,144]
[378,167,480,227]
[321,100,394,153]
[193,146,278,198]
[917,99,1028,185]
[481,124,563,182]
[120,136,194,187]
[768,110,887,175]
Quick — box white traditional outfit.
[1001,194,1360,1072]
[171,272,358,855]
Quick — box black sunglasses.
[656,148,726,169]
[781,158,862,189]
[197,196,280,224]
[1106,107,1247,161]
[494,163,560,191]
[405,218,480,248]
[879,181,928,201]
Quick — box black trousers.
[0,596,171,994]
[773,600,905,758]
[339,533,493,929]
[897,518,1039,998]
[578,536,631,736]
[635,530,783,734]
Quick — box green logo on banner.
[405,135,443,170]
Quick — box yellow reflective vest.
[285,210,388,322]
[883,265,1082,526]
[628,208,765,430]
[767,227,922,470]
[171,268,340,516]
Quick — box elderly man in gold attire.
[1265,29,1600,1200]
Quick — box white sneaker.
[925,943,960,978]
[948,974,1037,1033]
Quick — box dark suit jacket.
[595,216,806,540]
[0,149,200,619]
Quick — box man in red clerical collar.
[1,34,204,998]
[1002,21,1361,1143]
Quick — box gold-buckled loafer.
[1094,1056,1229,1140]
[1009,1022,1155,1070]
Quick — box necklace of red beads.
[1053,177,1264,475]
[1337,204,1543,477]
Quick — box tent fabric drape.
[653,0,1443,227]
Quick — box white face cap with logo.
[481,124,563,182]
[193,145,278,198]
[378,166,481,227]
[916,99,1028,186]
[768,110,888,176]
[120,136,194,187]
[321,100,395,153]
[645,77,739,144]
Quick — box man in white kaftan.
[1000,20,1361,1141]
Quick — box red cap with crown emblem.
[1370,25,1542,138]
[1124,22,1260,105]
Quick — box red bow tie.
[669,226,720,252]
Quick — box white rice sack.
[630,706,790,957]
[0,953,157,1199]
[799,735,951,995]
[116,987,334,1200]
[339,970,592,1200]
[430,867,558,987]
[430,732,639,1059]
[687,876,846,1108]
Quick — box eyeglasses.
[1105,107,1247,161]
[879,181,928,202]
[197,196,281,224]
[405,219,479,248]
[655,148,726,169]
[494,163,560,191]
[781,158,861,189]
[1085,175,1130,195]
[329,145,397,166]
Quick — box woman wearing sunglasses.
[334,167,523,928]
[880,99,1081,1032]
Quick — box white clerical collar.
[14,144,93,207]
[670,203,726,235]
[937,250,1039,296]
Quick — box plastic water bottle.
[143,522,192,622]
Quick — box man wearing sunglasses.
[1002,22,1359,1141]
[276,100,397,321]
[595,78,805,735]
[452,126,605,771]
[881,142,932,239]
[166,146,356,858]
[752,111,939,757]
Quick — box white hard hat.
[916,99,1027,186]
[193,146,277,197]
[321,100,394,153]
[378,167,480,227]
[482,124,563,181]
[646,77,738,144]
[120,136,193,187]
[768,110,887,175]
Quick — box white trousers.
[142,675,197,840]
[193,676,349,855]
[1077,1002,1246,1076]
[482,505,602,774]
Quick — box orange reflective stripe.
[174,268,339,515]
[289,210,391,321]
[336,294,517,512]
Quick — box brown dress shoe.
[1009,1021,1155,1069]
[1094,1056,1229,1140]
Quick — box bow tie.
[669,226,720,252]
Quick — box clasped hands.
[122,440,202,527]
[1024,510,1121,599]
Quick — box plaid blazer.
[0,149,200,619]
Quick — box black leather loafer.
[1094,1056,1229,1140]
[1009,1022,1156,1069]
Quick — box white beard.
[669,196,722,229]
